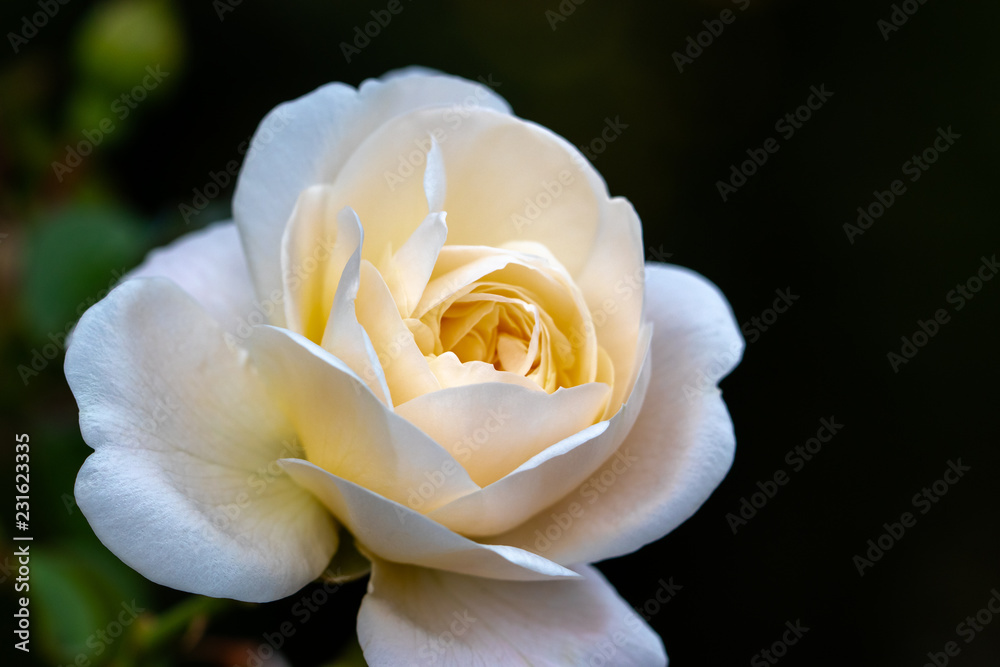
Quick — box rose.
[66,69,742,665]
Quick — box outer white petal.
[358,561,666,667]
[125,221,257,336]
[278,459,577,582]
[66,278,338,602]
[491,264,743,565]
[233,72,511,307]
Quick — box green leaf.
[21,204,146,341]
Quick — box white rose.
[67,69,742,666]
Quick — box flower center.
[410,249,600,393]
[441,287,545,372]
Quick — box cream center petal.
[438,293,541,376]
[280,186,363,344]
[411,246,601,394]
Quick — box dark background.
[1,0,998,665]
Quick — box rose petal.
[427,352,544,391]
[66,278,338,602]
[280,195,393,405]
[379,211,448,319]
[125,221,257,336]
[394,381,610,487]
[358,561,666,667]
[281,185,362,341]
[312,106,611,280]
[490,263,743,564]
[423,136,446,213]
[427,336,650,538]
[246,326,478,509]
[415,246,583,321]
[415,245,599,390]
[278,459,577,582]
[234,72,510,313]
[320,212,393,406]
[573,198,646,417]
[356,260,441,404]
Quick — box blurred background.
[1,0,997,665]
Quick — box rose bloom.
[66,70,742,666]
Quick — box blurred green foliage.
[21,204,145,340]
[31,545,151,665]
[1,2,197,664]
[73,0,184,90]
